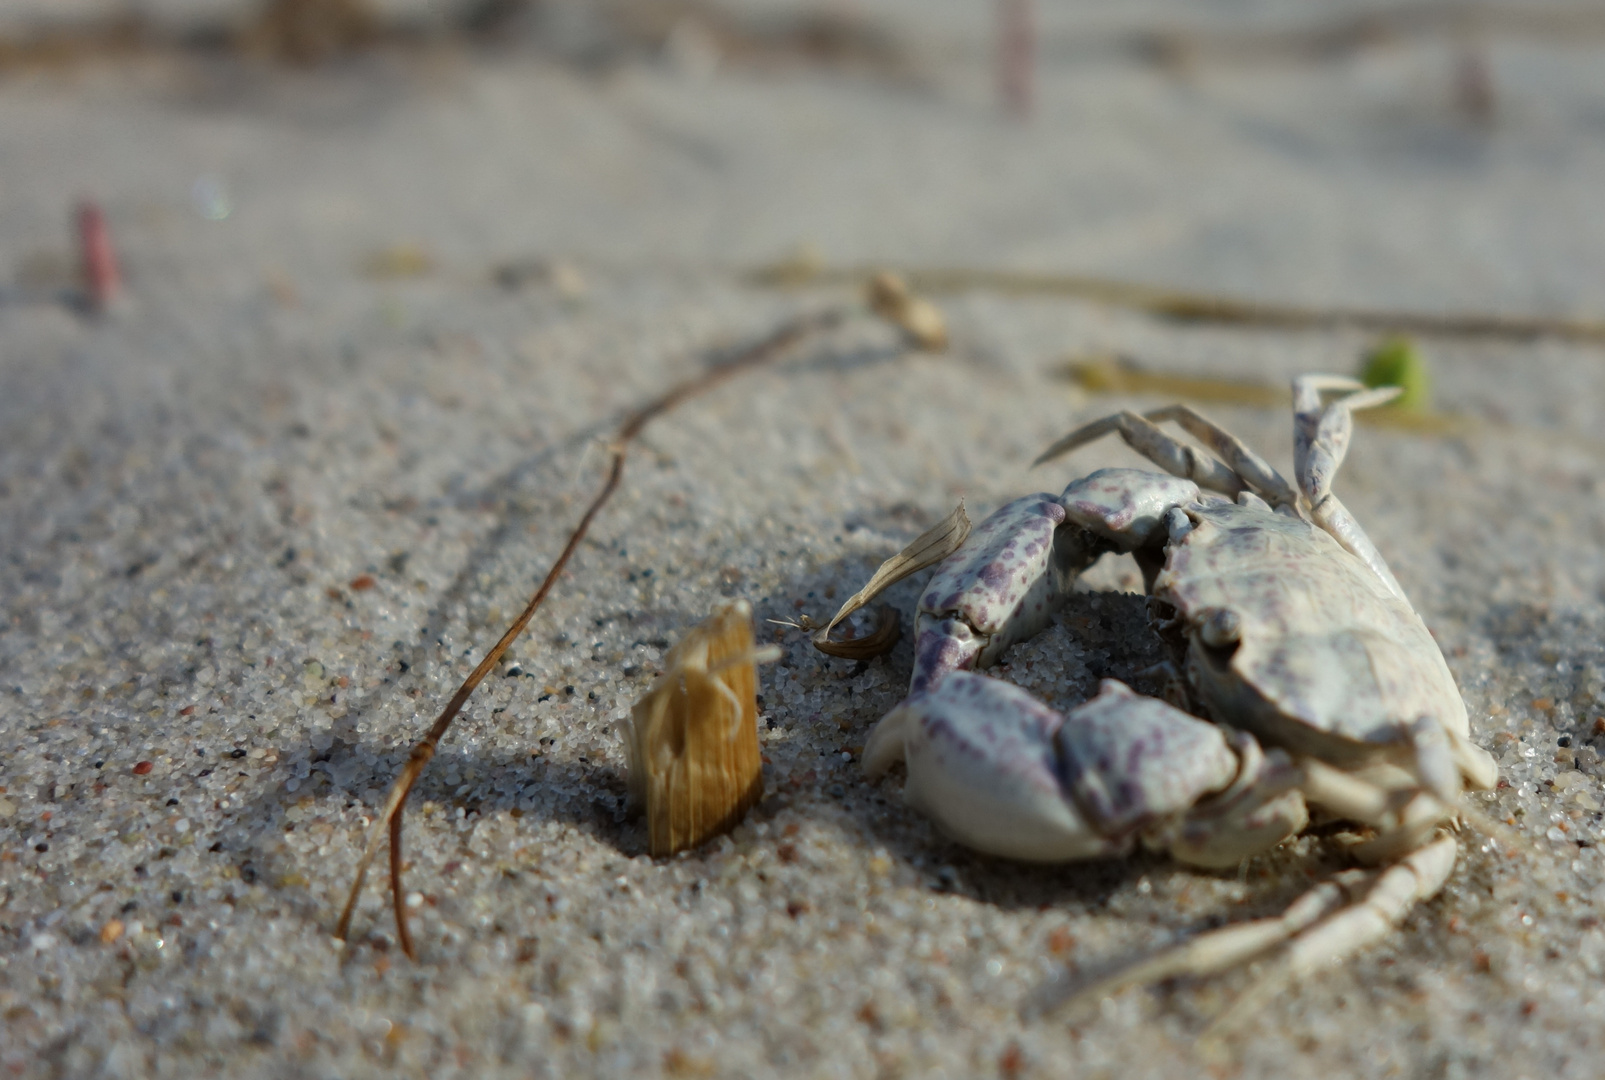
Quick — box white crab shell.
[1156,499,1470,768]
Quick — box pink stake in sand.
[77,200,122,312]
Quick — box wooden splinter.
[624,600,777,856]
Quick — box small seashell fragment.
[625,600,769,856]
[867,271,948,351]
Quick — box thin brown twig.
[335,306,845,955]
[749,261,1605,345]
[389,799,410,958]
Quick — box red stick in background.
[998,0,1035,118]
[77,200,122,311]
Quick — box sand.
[1,3,1603,1077]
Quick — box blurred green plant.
[1359,337,1431,413]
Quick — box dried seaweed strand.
[1065,354,1605,454]
[335,307,844,956]
[751,261,1605,344]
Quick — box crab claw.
[864,675,1296,866]
[1058,468,1202,551]
[908,493,1098,694]
[1057,467,1202,590]
[865,673,1123,860]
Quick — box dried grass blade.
[812,502,970,657]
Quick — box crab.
[851,375,1498,1013]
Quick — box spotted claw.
[865,674,1306,867]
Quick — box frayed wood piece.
[625,600,772,856]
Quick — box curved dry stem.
[810,500,970,657]
[390,803,411,959]
[334,307,845,955]
[812,603,902,660]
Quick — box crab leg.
[905,493,1095,693]
[1035,411,1246,497]
[1297,758,1450,862]
[901,470,1209,697]
[1283,834,1456,970]
[1037,835,1458,1023]
[1452,731,1500,791]
[1138,404,1299,507]
[1201,835,1458,1040]
[1028,872,1359,1016]
[1292,376,1410,603]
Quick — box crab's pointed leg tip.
[1031,442,1066,469]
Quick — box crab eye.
[1198,608,1242,650]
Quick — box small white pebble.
[406,892,425,909]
